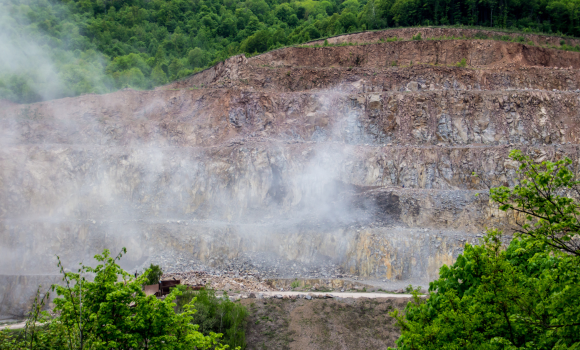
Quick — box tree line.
[1,0,580,103]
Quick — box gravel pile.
[137,250,346,280]
[162,270,274,292]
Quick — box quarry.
[2,27,580,336]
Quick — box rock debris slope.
[1,28,580,317]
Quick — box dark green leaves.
[391,150,580,349]
[490,150,580,256]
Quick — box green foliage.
[3,0,580,103]
[144,263,163,285]
[390,150,580,349]
[176,287,248,350]
[490,150,580,257]
[456,58,467,67]
[0,249,230,350]
[412,32,422,40]
[291,280,301,289]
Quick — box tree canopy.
[390,150,580,349]
[2,0,580,103]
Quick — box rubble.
[139,250,347,280]
[161,270,274,293]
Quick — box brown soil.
[241,296,410,350]
[306,27,580,48]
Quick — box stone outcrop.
[0,275,61,321]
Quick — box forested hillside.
[2,0,580,103]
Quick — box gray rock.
[407,81,419,91]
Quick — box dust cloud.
[0,77,379,278]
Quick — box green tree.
[245,0,270,19]
[188,47,209,68]
[341,0,361,13]
[275,3,295,22]
[390,150,580,349]
[240,29,270,54]
[176,287,248,350]
[151,64,168,85]
[339,12,358,30]
[0,249,232,350]
[145,263,163,285]
[391,0,420,26]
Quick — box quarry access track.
[2,27,580,320]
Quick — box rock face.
[1,28,580,317]
[0,275,61,320]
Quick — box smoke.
[0,2,110,103]
[0,75,386,279]
[0,1,381,277]
[0,30,63,102]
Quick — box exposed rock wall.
[2,28,580,318]
[0,275,61,321]
[254,41,580,69]
[165,54,247,90]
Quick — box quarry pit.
[2,27,580,320]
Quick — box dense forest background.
[2,0,580,103]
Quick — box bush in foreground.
[176,287,247,350]
[0,249,237,350]
[390,150,580,349]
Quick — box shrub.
[144,263,162,285]
[0,249,228,350]
[412,32,422,40]
[176,287,248,349]
[456,58,467,68]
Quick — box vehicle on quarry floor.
[143,279,181,297]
